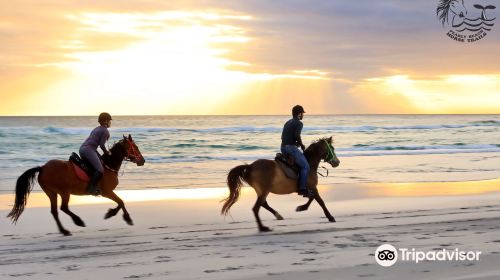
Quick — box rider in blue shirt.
[281,105,313,198]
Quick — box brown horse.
[7,134,145,236]
[221,136,340,232]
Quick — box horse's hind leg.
[45,190,71,236]
[296,197,314,212]
[253,193,271,232]
[103,191,133,226]
[314,191,335,222]
[262,200,284,220]
[60,193,85,227]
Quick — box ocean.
[1,115,499,194]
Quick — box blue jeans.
[281,145,310,191]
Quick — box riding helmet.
[98,112,112,124]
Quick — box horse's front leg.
[102,191,133,225]
[314,191,335,222]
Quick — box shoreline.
[1,180,500,279]
[1,178,499,210]
[3,151,500,194]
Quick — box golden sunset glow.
[1,1,499,115]
[0,188,231,210]
[356,75,500,114]
[366,179,500,197]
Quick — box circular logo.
[437,0,496,43]
[375,244,398,267]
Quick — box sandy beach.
[2,0,500,278]
[2,180,500,280]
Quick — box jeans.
[281,145,310,191]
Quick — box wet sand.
[1,180,500,279]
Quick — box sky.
[1,0,499,115]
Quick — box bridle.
[324,140,336,165]
[124,139,142,163]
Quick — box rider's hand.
[300,144,305,151]
[107,151,112,156]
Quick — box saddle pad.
[72,162,90,182]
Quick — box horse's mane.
[311,137,332,145]
[100,139,128,170]
[304,137,332,159]
[109,139,126,153]
[437,0,453,25]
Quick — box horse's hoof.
[275,214,284,220]
[123,215,134,226]
[74,218,86,227]
[259,226,272,232]
[296,206,306,212]
[328,217,336,223]
[104,208,116,219]
[62,230,72,236]
[75,221,86,227]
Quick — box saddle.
[275,153,299,179]
[69,152,94,182]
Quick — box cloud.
[1,0,499,115]
[4,0,498,79]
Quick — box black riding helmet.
[98,112,112,124]
[292,105,305,117]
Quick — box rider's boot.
[87,171,103,196]
[298,188,314,198]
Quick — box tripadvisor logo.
[437,0,496,42]
[375,244,482,267]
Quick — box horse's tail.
[7,166,42,223]
[221,164,251,216]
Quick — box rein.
[317,166,329,177]
[104,164,119,173]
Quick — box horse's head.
[449,0,467,17]
[437,0,468,25]
[306,136,340,168]
[322,136,340,168]
[122,134,145,166]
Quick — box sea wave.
[339,147,500,157]
[145,154,268,163]
[170,143,266,150]
[18,120,497,136]
[42,127,91,135]
[141,144,500,163]
[470,120,500,125]
[341,144,500,152]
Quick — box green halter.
[324,140,335,162]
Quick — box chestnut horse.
[7,134,145,236]
[221,136,340,232]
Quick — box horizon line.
[1,113,500,117]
